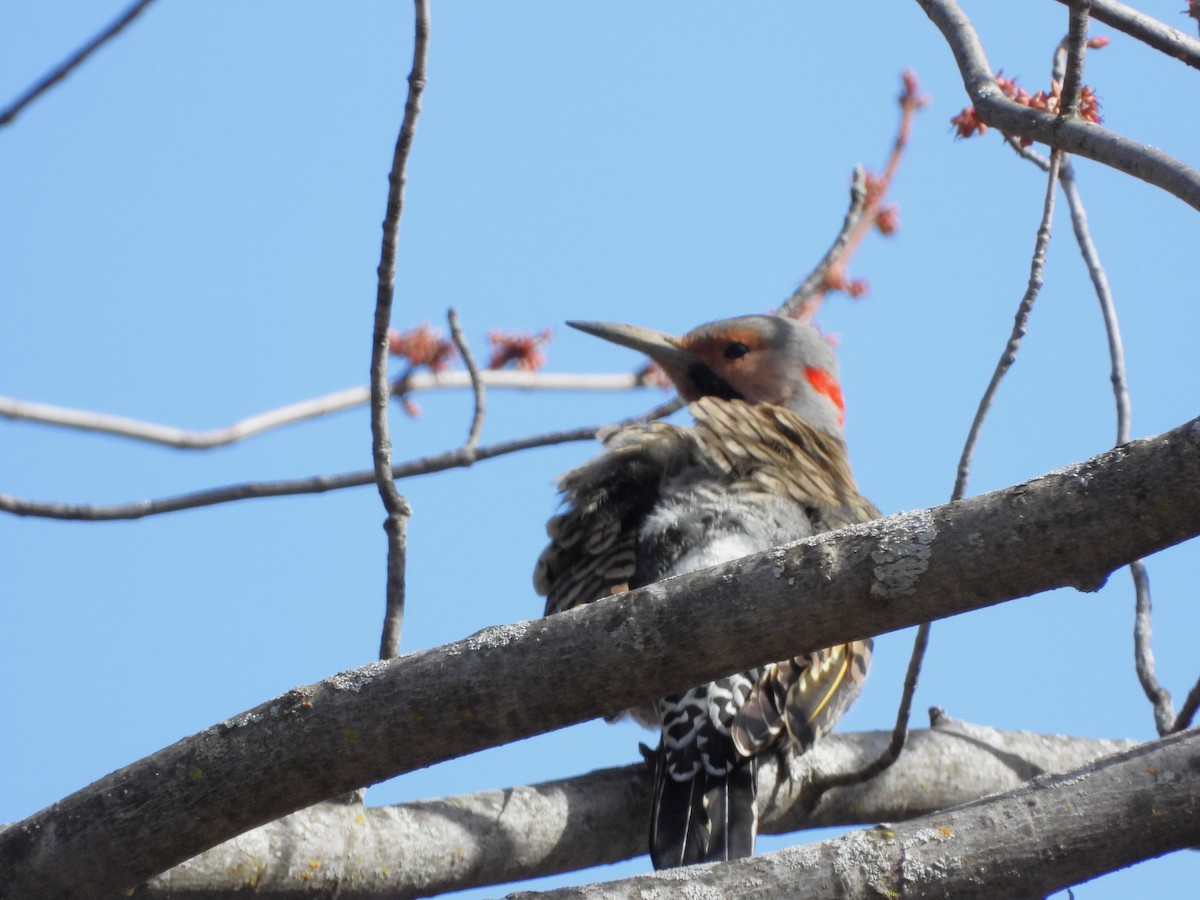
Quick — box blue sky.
[2,2,1197,896]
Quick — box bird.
[534,313,879,870]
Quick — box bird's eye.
[723,341,750,360]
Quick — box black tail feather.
[650,750,758,869]
[720,759,758,860]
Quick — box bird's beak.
[567,320,698,371]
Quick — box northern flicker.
[534,314,878,869]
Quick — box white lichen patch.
[465,622,528,652]
[831,829,896,889]
[905,826,955,845]
[900,847,965,886]
[870,508,936,600]
[630,868,726,900]
[902,825,964,888]
[327,660,390,693]
[221,709,265,730]
[783,843,822,869]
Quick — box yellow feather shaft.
[805,647,850,725]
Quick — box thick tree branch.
[138,725,1134,898]
[521,727,1200,899]
[916,0,1200,211]
[3,414,1200,898]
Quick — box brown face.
[678,325,790,406]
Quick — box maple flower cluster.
[952,49,1105,146]
[387,323,457,372]
[487,328,552,371]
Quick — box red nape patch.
[805,366,845,425]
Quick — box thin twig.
[1,382,671,525]
[0,424,605,522]
[1059,168,1128,438]
[781,72,925,321]
[1057,1,1093,117]
[0,388,684,522]
[373,0,430,661]
[999,19,1188,740]
[0,0,159,127]
[0,385,691,523]
[635,396,684,422]
[955,151,1062,498]
[835,144,1066,796]
[1050,29,1178,736]
[1003,134,1052,171]
[447,309,485,452]
[1174,676,1200,732]
[1132,560,1175,735]
[1052,0,1200,70]
[780,167,869,318]
[0,373,645,450]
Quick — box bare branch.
[840,143,1059,781]
[916,0,1200,211]
[874,153,1063,782]
[1132,560,1175,734]
[780,167,868,318]
[1053,0,1200,69]
[1058,167,1126,441]
[631,395,684,422]
[520,728,1200,900]
[139,726,1135,898]
[4,415,1200,898]
[815,134,1068,801]
[0,0,159,128]
[1057,157,1177,737]
[0,423,599,521]
[0,372,643,449]
[376,507,412,659]
[1175,675,1200,732]
[447,308,485,452]
[781,72,925,320]
[1058,1,1092,118]
[0,388,685,523]
[1002,133,1052,169]
[372,0,430,660]
[954,149,1062,499]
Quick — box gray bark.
[514,727,1200,899]
[138,723,1134,898]
[2,415,1200,899]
